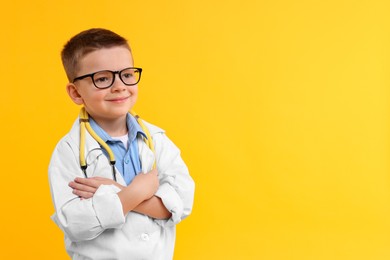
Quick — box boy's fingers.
[69,181,97,193]
[74,177,101,188]
[73,189,94,199]
[89,176,109,181]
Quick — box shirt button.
[125,159,129,164]
[141,233,149,241]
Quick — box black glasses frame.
[72,67,143,89]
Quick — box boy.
[49,28,195,260]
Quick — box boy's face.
[67,46,137,124]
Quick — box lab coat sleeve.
[49,139,125,242]
[153,133,195,227]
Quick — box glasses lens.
[120,68,141,85]
[93,71,114,89]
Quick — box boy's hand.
[129,168,159,201]
[69,177,125,199]
[117,168,160,214]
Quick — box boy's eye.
[93,71,112,84]
[95,76,110,83]
[122,72,134,79]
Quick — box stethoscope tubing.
[78,107,155,180]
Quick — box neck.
[92,115,128,137]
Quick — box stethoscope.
[79,107,155,181]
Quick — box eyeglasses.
[72,67,142,89]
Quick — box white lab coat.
[49,118,195,260]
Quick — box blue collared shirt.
[89,113,146,185]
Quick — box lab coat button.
[141,233,149,241]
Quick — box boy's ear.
[66,83,84,105]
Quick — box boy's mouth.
[107,96,130,102]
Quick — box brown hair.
[61,28,131,81]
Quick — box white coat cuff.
[92,185,125,229]
[155,183,183,225]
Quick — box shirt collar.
[89,113,146,143]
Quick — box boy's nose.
[110,74,126,91]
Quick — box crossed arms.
[69,169,172,219]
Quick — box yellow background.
[1,0,389,259]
